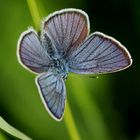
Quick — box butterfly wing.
[17,28,51,73]
[36,71,66,121]
[42,8,89,57]
[68,32,132,74]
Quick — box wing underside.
[17,28,51,73]
[36,71,66,121]
[42,8,89,57]
[68,32,132,74]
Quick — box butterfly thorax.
[50,58,68,79]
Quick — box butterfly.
[17,8,132,121]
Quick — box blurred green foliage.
[0,0,139,140]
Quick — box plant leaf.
[0,116,32,140]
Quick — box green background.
[0,0,139,140]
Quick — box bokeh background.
[0,0,139,140]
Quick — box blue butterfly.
[17,8,132,121]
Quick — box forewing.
[36,71,66,121]
[68,32,132,74]
[17,28,51,73]
[42,8,89,57]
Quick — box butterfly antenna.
[89,75,99,79]
[69,73,98,79]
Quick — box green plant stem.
[64,102,81,140]
[26,1,81,140]
[68,76,110,140]
[26,0,40,30]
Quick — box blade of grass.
[0,117,31,140]
[26,1,81,140]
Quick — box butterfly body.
[49,58,69,79]
[17,8,132,121]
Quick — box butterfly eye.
[62,74,67,79]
